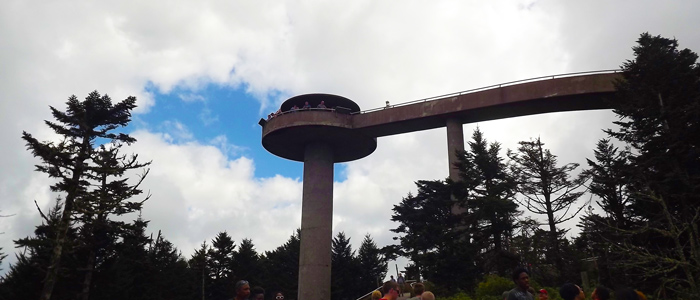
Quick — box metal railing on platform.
[353,69,623,114]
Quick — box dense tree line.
[390,33,700,299]
[0,92,387,300]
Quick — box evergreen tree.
[391,180,477,293]
[146,231,191,300]
[454,128,520,277]
[357,234,387,292]
[584,139,631,227]
[232,238,261,285]
[331,232,361,300]
[189,241,210,300]
[261,230,300,299]
[507,137,587,276]
[22,91,144,300]
[0,199,82,300]
[92,218,152,300]
[604,33,700,297]
[208,232,236,300]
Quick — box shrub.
[475,275,513,300]
[444,291,474,300]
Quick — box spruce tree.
[331,232,361,300]
[261,230,300,299]
[584,139,631,227]
[507,137,587,275]
[357,234,387,292]
[454,128,520,277]
[22,91,146,300]
[391,180,476,293]
[605,33,700,297]
[232,238,261,285]
[189,241,210,300]
[208,231,236,299]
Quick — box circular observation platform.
[261,94,376,163]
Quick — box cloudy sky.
[1,0,699,278]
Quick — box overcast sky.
[1,0,699,279]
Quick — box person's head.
[371,290,382,300]
[559,283,585,300]
[234,280,250,299]
[381,281,400,300]
[614,288,641,300]
[512,267,530,290]
[421,291,435,300]
[390,275,394,279]
[592,285,610,300]
[274,292,285,300]
[635,291,647,300]
[538,288,549,300]
[251,286,265,300]
[413,283,425,296]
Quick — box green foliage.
[475,275,512,300]
[357,234,388,292]
[261,229,300,298]
[507,137,587,281]
[331,231,363,300]
[584,32,700,297]
[444,291,474,300]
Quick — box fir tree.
[507,137,587,276]
[208,232,236,300]
[261,230,300,299]
[357,234,387,292]
[232,238,261,285]
[454,128,520,277]
[22,91,145,300]
[604,33,700,297]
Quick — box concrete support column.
[298,142,334,300]
[446,118,465,182]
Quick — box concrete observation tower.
[259,71,621,300]
[260,94,376,300]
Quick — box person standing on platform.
[397,273,405,294]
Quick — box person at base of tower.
[421,291,435,300]
[408,283,424,300]
[397,273,405,294]
[379,281,400,300]
[537,289,548,300]
[508,267,534,300]
[371,290,382,300]
[233,280,250,300]
[559,283,585,300]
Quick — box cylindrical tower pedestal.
[298,142,334,300]
[260,94,376,300]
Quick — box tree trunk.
[80,249,96,300]
[39,138,89,300]
[39,206,72,300]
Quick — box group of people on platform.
[371,279,434,300]
[231,280,285,300]
[506,268,648,300]
[229,268,649,300]
[266,101,332,120]
[369,268,649,300]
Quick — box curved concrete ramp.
[354,72,621,137]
